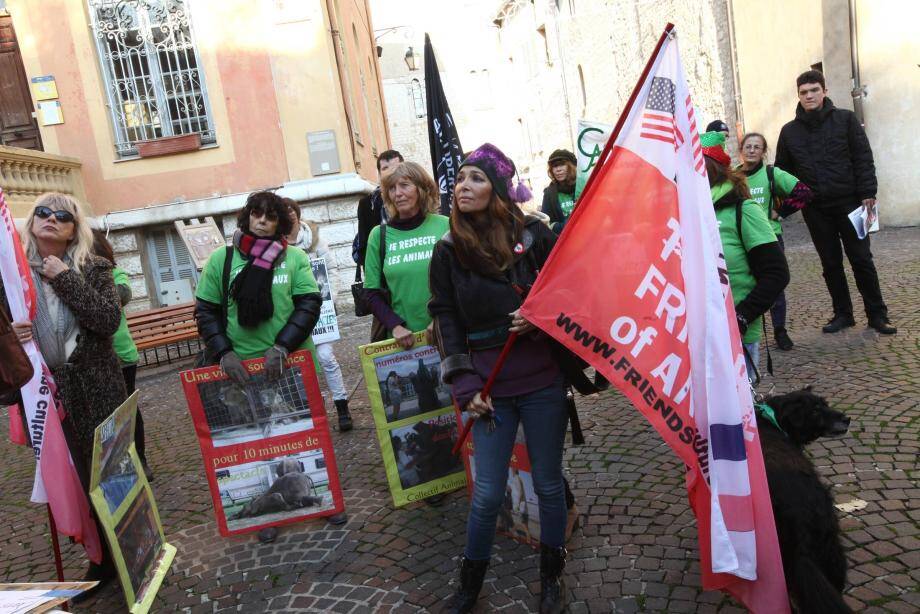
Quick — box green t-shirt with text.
[111,267,139,365]
[196,246,319,360]
[364,214,449,333]
[743,164,800,236]
[713,184,778,344]
[558,192,575,220]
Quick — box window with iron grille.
[88,0,216,157]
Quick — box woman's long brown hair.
[449,193,525,277]
[705,156,751,200]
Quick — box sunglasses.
[34,206,75,224]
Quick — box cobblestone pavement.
[1,220,918,613]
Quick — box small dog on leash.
[758,388,853,613]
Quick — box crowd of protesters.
[0,67,898,612]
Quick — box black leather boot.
[444,556,489,614]
[334,399,353,432]
[539,544,567,614]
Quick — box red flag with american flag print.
[520,26,789,612]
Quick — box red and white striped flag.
[0,190,102,564]
[521,25,788,613]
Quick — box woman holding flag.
[6,192,126,598]
[429,143,569,614]
[702,131,790,383]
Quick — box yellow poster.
[90,392,175,614]
[359,332,466,506]
[30,75,58,101]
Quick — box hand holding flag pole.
[451,332,517,456]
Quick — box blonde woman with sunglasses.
[5,192,125,600]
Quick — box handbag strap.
[378,222,389,291]
[220,245,233,330]
[354,264,362,283]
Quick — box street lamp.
[405,46,418,71]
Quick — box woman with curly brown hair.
[430,144,569,614]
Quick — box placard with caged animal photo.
[180,350,345,536]
[359,333,466,507]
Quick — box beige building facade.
[733,0,920,226]
[2,0,391,310]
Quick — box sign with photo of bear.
[359,333,466,506]
[90,392,176,614]
[455,406,542,547]
[309,257,340,345]
[180,350,345,536]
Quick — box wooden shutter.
[146,227,199,305]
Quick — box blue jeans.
[465,380,568,560]
[743,342,760,384]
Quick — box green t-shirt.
[364,214,449,333]
[111,267,139,365]
[712,184,778,344]
[743,164,800,235]
[195,246,319,360]
[558,192,575,220]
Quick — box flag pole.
[451,332,518,456]
[576,23,675,206]
[47,504,67,583]
[453,24,676,457]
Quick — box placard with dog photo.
[90,392,176,614]
[359,333,466,506]
[309,257,340,344]
[455,406,541,547]
[180,350,345,536]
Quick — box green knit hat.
[700,130,730,166]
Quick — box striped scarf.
[229,230,286,327]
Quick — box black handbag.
[352,223,391,317]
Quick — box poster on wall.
[174,217,227,270]
[180,351,345,536]
[455,406,541,547]
[310,257,340,345]
[359,333,466,506]
[90,392,176,614]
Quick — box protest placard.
[455,407,541,547]
[90,392,175,614]
[180,350,345,536]
[359,333,465,506]
[310,257,340,344]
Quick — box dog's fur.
[759,389,853,613]
[231,458,322,520]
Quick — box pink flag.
[520,26,789,612]
[0,190,102,564]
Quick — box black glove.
[220,352,249,384]
[736,313,749,336]
[264,345,288,381]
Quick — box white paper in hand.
[848,204,879,240]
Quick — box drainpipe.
[724,0,745,141]
[324,0,361,171]
[848,0,866,126]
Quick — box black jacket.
[428,215,556,380]
[541,183,575,231]
[775,99,876,208]
[356,188,386,266]
[195,252,322,360]
[713,190,790,323]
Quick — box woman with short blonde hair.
[364,161,449,349]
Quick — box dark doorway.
[0,14,42,150]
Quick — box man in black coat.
[353,149,403,266]
[775,70,895,335]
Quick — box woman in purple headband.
[429,143,569,614]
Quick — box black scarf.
[229,229,287,328]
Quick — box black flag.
[424,33,464,215]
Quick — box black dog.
[758,389,852,614]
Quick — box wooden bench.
[126,302,201,366]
